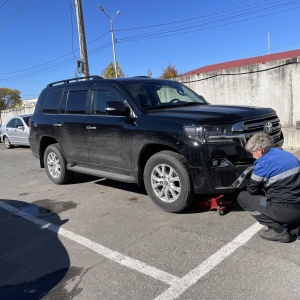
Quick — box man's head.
[246,132,275,159]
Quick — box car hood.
[146,104,276,123]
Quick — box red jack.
[196,194,233,215]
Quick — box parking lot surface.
[1,144,300,300]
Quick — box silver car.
[0,114,32,149]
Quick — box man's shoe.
[259,228,292,243]
[288,225,300,238]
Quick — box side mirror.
[17,126,24,130]
[105,101,129,116]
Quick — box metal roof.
[181,49,300,76]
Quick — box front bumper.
[214,165,253,190]
[191,164,253,194]
[188,140,254,194]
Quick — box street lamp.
[98,5,121,78]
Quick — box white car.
[0,114,32,149]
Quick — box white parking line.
[0,200,263,299]
[0,200,179,286]
[154,222,263,299]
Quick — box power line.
[0,0,32,32]
[115,0,299,32]
[1,0,300,81]
[0,0,10,9]
[116,1,300,43]
[0,30,110,76]
[0,43,112,81]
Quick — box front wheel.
[144,151,194,213]
[44,143,74,184]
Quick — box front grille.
[241,114,282,143]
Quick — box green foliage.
[101,61,124,78]
[160,63,179,79]
[0,87,22,110]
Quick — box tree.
[160,63,179,79]
[101,61,124,78]
[0,87,22,110]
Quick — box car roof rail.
[130,76,151,78]
[47,75,103,87]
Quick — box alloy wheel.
[47,151,61,179]
[150,163,181,203]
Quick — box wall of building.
[176,58,300,128]
[0,99,37,125]
[1,67,299,147]
[0,105,35,125]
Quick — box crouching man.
[237,132,300,243]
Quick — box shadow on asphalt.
[94,178,148,195]
[0,199,83,300]
[93,178,244,215]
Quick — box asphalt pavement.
[0,144,300,300]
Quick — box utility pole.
[75,0,89,77]
[268,31,271,55]
[98,6,121,78]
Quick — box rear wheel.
[3,136,13,149]
[44,143,74,184]
[144,151,194,213]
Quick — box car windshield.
[121,80,208,110]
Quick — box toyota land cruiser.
[29,76,284,212]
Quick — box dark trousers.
[237,191,300,235]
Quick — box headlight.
[184,124,240,143]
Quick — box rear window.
[22,117,31,126]
[60,90,88,114]
[41,89,63,114]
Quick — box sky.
[1,0,300,100]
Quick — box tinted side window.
[6,119,15,128]
[22,117,31,126]
[60,93,68,114]
[41,89,63,114]
[65,90,87,114]
[15,118,23,127]
[92,88,124,115]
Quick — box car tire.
[144,150,194,213]
[3,136,13,149]
[44,143,74,184]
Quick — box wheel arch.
[39,136,59,168]
[137,144,181,185]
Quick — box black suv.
[29,76,283,212]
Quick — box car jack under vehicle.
[196,166,254,215]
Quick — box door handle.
[53,123,62,127]
[86,126,96,130]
